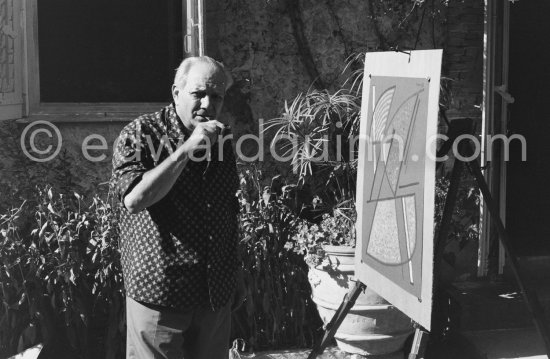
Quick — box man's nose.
[200,95,213,110]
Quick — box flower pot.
[307,245,413,358]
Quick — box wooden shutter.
[0,0,24,120]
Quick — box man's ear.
[171,84,179,101]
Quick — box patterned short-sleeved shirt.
[110,104,240,311]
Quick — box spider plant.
[264,88,361,181]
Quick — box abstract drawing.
[362,76,429,299]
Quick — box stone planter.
[308,245,413,358]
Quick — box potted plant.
[290,202,412,358]
[266,54,412,357]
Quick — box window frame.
[0,0,24,120]
[20,0,202,124]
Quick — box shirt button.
[209,235,213,240]
[206,203,211,209]
[207,264,211,269]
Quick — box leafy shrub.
[1,171,323,357]
[0,186,124,359]
[231,163,322,352]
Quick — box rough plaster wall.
[0,120,125,202]
[209,0,447,177]
[215,0,447,121]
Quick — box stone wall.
[212,0,448,131]
[0,119,125,203]
[207,0,450,178]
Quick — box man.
[110,56,243,359]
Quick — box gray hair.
[173,56,233,91]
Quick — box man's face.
[172,63,226,131]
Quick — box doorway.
[506,0,550,256]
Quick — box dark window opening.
[38,0,183,102]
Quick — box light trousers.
[126,297,231,359]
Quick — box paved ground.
[463,327,547,359]
[236,327,549,359]
[7,328,549,359]
[238,347,400,359]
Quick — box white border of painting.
[355,49,442,331]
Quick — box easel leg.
[308,281,367,359]
[408,328,429,359]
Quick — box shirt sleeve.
[110,122,152,203]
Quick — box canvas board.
[355,50,442,330]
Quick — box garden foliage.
[0,164,321,357]
[232,163,322,351]
[0,186,124,359]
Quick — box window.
[37,0,183,103]
[0,0,206,121]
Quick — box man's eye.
[192,92,206,98]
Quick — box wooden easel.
[306,280,429,359]
[308,118,550,359]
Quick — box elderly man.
[110,56,243,359]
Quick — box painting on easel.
[362,75,429,299]
[355,50,442,330]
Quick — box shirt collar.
[165,103,191,140]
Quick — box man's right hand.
[182,120,225,158]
